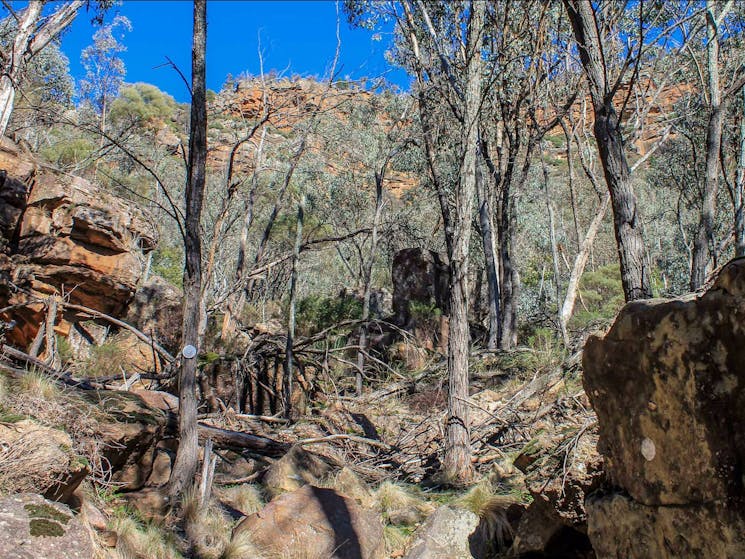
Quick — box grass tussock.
[216,484,265,516]
[182,489,240,559]
[109,514,183,559]
[456,481,516,549]
[376,480,428,516]
[0,370,113,493]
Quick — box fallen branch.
[296,433,391,450]
[195,421,290,457]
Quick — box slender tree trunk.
[541,145,566,346]
[736,88,745,257]
[169,0,207,498]
[564,0,653,302]
[560,193,610,335]
[691,2,725,289]
[0,80,16,138]
[477,158,500,350]
[356,170,385,395]
[498,185,519,349]
[443,0,484,484]
[283,195,304,419]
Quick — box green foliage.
[110,83,181,126]
[570,264,625,331]
[408,300,441,323]
[40,138,95,167]
[296,294,362,335]
[83,339,127,378]
[151,246,184,288]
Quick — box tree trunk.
[564,0,653,302]
[169,0,207,499]
[541,145,566,346]
[356,170,385,395]
[736,88,745,257]
[498,186,519,349]
[477,160,500,350]
[560,193,610,335]
[442,0,484,484]
[283,195,304,419]
[691,2,725,289]
[0,79,16,138]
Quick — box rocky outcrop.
[583,257,745,558]
[233,485,385,559]
[0,139,157,348]
[0,493,95,559]
[125,275,183,354]
[262,445,333,498]
[392,248,449,326]
[82,390,166,491]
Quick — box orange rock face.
[0,139,157,347]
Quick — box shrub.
[296,294,362,336]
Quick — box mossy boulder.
[0,493,94,558]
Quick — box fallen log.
[197,422,290,457]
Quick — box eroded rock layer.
[0,139,157,346]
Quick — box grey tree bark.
[442,0,484,483]
[564,0,653,302]
[168,0,208,498]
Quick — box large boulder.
[262,445,333,498]
[125,275,183,354]
[583,257,745,557]
[511,423,602,557]
[0,139,157,348]
[391,248,449,326]
[0,493,95,559]
[233,485,385,559]
[404,505,485,559]
[0,420,88,503]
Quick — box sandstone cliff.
[0,139,157,348]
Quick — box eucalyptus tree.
[0,1,111,137]
[478,1,578,348]
[686,1,745,288]
[562,0,663,301]
[79,15,131,139]
[168,0,207,499]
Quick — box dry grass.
[221,530,264,559]
[109,515,183,559]
[456,481,516,549]
[2,371,113,484]
[0,425,73,494]
[376,481,428,516]
[217,484,265,516]
[182,489,237,559]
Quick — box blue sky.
[58,1,409,103]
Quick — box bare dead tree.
[168,0,207,499]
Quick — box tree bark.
[564,0,653,302]
[736,88,745,257]
[169,0,208,499]
[356,169,385,395]
[283,195,304,419]
[477,158,500,350]
[691,1,725,289]
[442,0,484,484]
